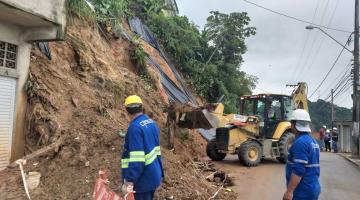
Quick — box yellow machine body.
[272,121,292,139]
[170,82,308,166]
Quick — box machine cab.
[240,94,293,139]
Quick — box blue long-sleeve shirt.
[121,114,164,193]
[286,132,321,199]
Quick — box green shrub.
[67,0,96,19]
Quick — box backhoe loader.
[168,82,309,166]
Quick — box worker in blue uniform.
[283,109,321,200]
[121,95,164,200]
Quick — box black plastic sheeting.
[36,42,52,60]
[128,17,198,105]
[146,57,190,103]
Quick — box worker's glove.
[121,181,135,194]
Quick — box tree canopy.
[146,10,257,113]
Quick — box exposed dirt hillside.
[0,19,235,200]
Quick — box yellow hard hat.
[124,95,143,106]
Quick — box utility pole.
[331,89,334,131]
[353,0,360,156]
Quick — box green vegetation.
[130,38,148,75]
[146,11,257,113]
[129,37,156,91]
[67,0,96,19]
[24,73,39,98]
[67,0,258,113]
[67,0,129,21]
[104,78,125,106]
[309,100,352,131]
[92,0,130,19]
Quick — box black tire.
[277,131,295,163]
[238,141,262,167]
[206,139,227,161]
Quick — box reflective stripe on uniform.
[145,146,161,165]
[129,151,146,162]
[121,146,161,168]
[294,159,308,164]
[122,158,129,168]
[304,164,320,168]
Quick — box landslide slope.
[0,19,235,200]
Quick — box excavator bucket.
[167,103,222,130]
[177,108,220,129]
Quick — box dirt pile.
[0,19,236,200]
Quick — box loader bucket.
[176,106,220,129]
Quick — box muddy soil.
[0,18,236,200]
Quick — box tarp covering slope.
[128,17,198,105]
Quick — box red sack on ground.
[92,170,135,200]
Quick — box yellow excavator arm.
[291,82,309,112]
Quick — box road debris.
[191,160,217,172]
[206,171,233,187]
[26,172,41,190]
[92,170,134,200]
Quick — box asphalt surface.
[214,152,360,200]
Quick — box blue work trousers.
[332,141,338,153]
[293,196,319,200]
[134,191,155,200]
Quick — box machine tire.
[277,131,295,163]
[206,139,227,161]
[238,141,262,167]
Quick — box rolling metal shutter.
[0,76,16,169]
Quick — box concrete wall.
[0,0,67,41]
[335,121,353,153]
[0,21,31,161]
[0,0,66,162]
[1,0,66,25]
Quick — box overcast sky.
[177,0,354,108]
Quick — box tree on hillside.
[204,11,256,65]
[202,11,257,113]
[309,99,352,130]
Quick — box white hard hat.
[290,109,311,132]
[322,125,327,129]
[290,109,311,122]
[333,127,338,131]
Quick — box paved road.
[214,152,360,200]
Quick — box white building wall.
[0,0,66,168]
[1,0,66,23]
[0,20,32,164]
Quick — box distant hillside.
[309,99,352,131]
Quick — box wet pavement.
[214,152,360,200]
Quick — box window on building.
[0,41,17,69]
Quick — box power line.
[322,61,352,97]
[334,86,352,104]
[334,80,352,98]
[298,0,338,80]
[324,74,350,101]
[308,35,351,98]
[334,74,351,93]
[292,0,321,79]
[242,0,352,33]
[322,73,351,102]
